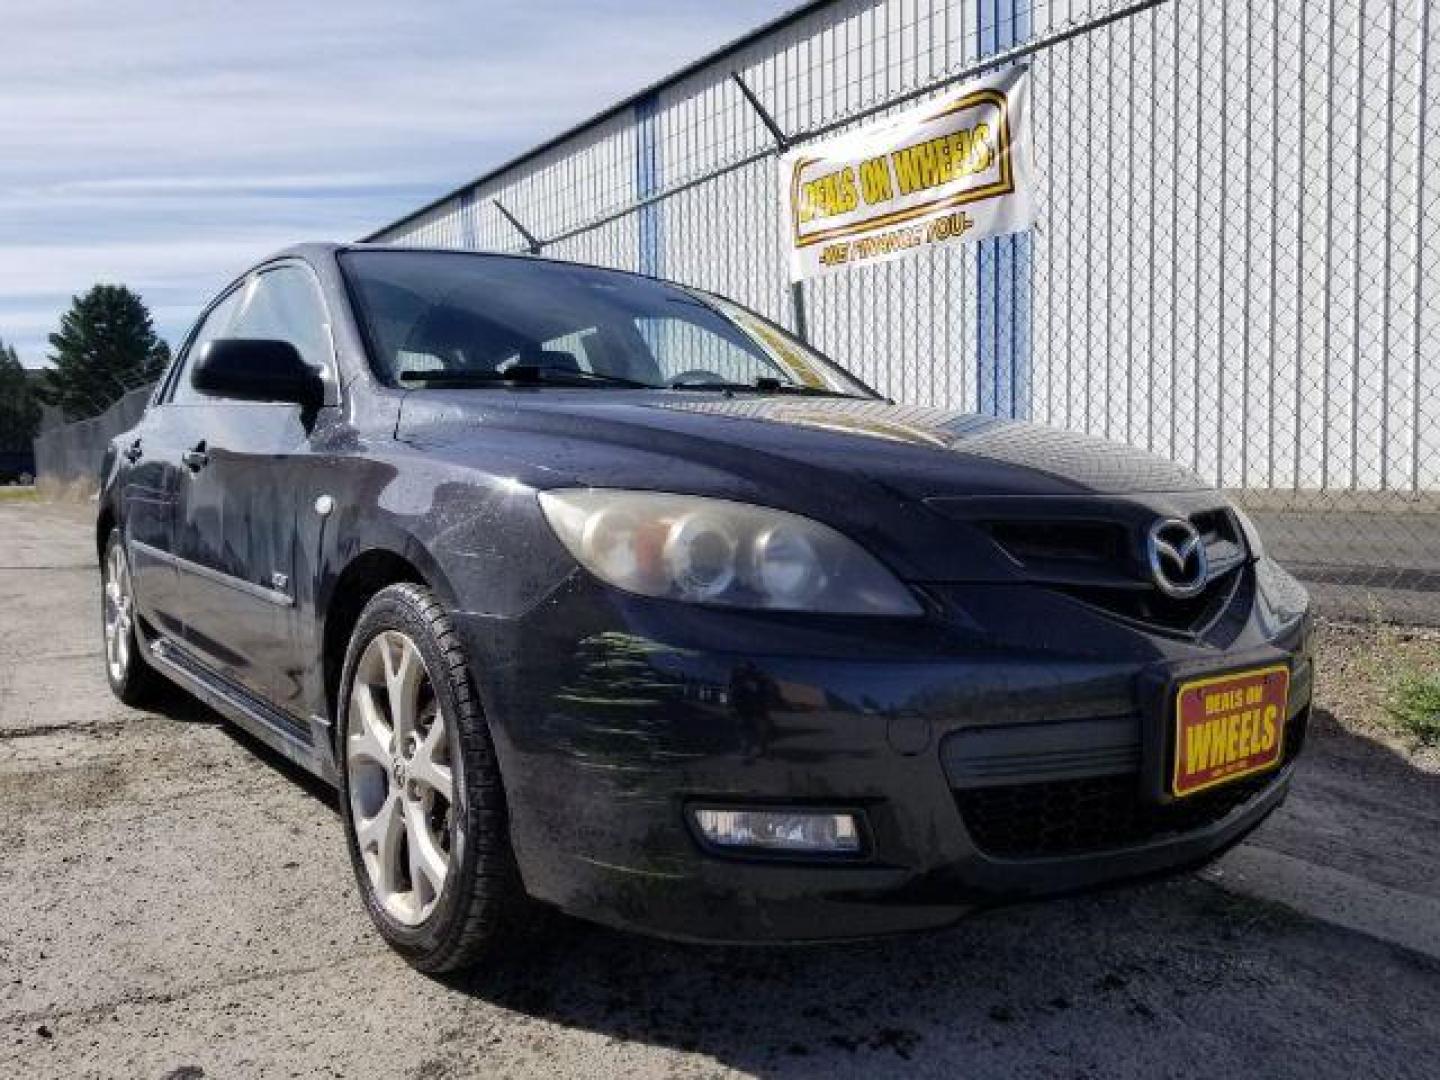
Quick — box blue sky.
[1,0,794,368]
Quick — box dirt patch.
[1315,619,1440,772]
[32,477,98,502]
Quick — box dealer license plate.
[1172,665,1290,798]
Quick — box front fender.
[313,448,578,623]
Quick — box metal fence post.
[730,72,809,341]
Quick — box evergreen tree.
[0,339,42,452]
[39,285,171,419]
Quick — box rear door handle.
[123,438,143,463]
[182,441,209,472]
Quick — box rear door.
[170,263,335,713]
[120,403,186,640]
[123,288,243,641]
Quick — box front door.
[169,263,337,716]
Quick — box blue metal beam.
[635,92,664,276]
[975,0,1033,419]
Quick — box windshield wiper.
[398,365,654,389]
[668,375,864,399]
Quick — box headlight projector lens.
[538,489,921,615]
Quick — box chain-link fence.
[29,353,162,493]
[369,0,1439,624]
[32,383,153,497]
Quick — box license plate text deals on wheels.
[1173,666,1291,798]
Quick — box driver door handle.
[182,441,209,472]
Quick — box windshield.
[339,249,873,396]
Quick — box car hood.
[396,390,1209,500]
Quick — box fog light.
[691,807,861,854]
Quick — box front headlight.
[538,489,921,615]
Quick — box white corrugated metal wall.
[370,0,1438,496]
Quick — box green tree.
[0,339,42,452]
[39,285,171,419]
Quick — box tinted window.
[339,250,869,395]
[228,265,333,375]
[636,316,779,385]
[169,288,242,405]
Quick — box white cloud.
[0,238,289,297]
[44,173,426,196]
[0,0,796,366]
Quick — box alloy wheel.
[103,542,134,684]
[346,630,456,926]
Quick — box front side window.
[169,264,334,406]
[169,288,243,405]
[228,265,334,377]
[339,250,871,396]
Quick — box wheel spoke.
[380,633,422,744]
[409,717,453,796]
[403,797,449,900]
[347,686,392,770]
[357,793,405,895]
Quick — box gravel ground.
[2,501,1438,1079]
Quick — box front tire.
[101,528,165,706]
[337,583,526,972]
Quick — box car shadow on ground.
[433,707,1440,1079]
[1248,704,1440,900]
[438,877,1438,1078]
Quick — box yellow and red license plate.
[1172,665,1290,798]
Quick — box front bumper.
[456,562,1314,942]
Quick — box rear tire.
[337,583,527,972]
[101,528,166,706]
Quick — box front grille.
[981,506,1250,638]
[1054,566,1243,637]
[1192,508,1243,550]
[955,709,1307,859]
[986,519,1127,565]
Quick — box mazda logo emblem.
[1146,518,1209,598]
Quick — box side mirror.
[191,339,325,410]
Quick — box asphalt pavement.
[2,501,1437,1079]
[1247,505,1440,624]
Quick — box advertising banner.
[780,66,1036,281]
